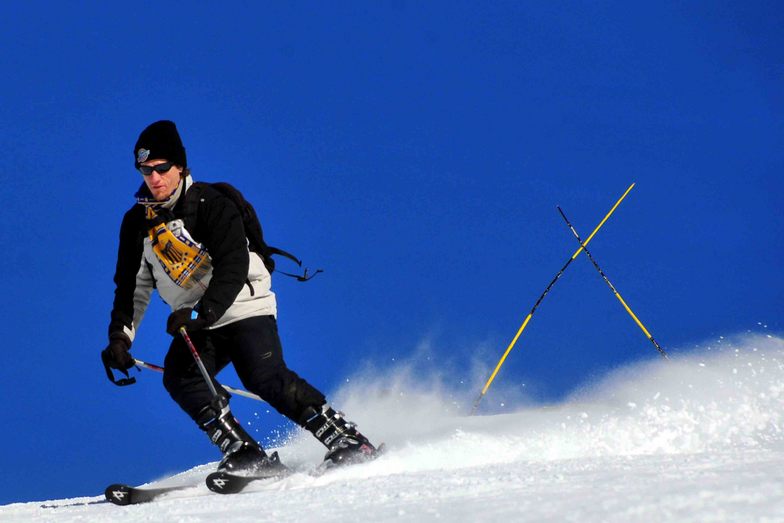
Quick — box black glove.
[167,307,209,336]
[101,333,134,375]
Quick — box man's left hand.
[167,308,208,336]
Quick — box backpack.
[182,181,321,282]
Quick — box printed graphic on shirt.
[146,207,211,288]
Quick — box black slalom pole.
[556,205,669,360]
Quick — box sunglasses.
[139,162,175,176]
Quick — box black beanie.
[134,120,187,169]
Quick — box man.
[102,120,378,472]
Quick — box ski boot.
[301,405,380,466]
[197,396,286,475]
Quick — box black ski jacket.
[108,177,276,342]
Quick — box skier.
[101,120,378,473]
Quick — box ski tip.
[205,471,252,495]
[105,484,132,506]
[206,467,289,495]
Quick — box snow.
[3,334,782,522]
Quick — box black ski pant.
[163,314,326,427]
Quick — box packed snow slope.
[3,334,783,522]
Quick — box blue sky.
[0,1,781,504]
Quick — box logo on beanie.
[137,148,151,164]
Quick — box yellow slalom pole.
[471,183,635,414]
[556,205,669,359]
[568,183,635,260]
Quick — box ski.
[104,483,190,506]
[313,442,387,477]
[107,445,387,502]
[205,469,289,494]
[207,443,387,494]
[42,499,110,509]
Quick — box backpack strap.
[276,266,324,282]
[264,246,323,281]
[266,246,302,267]
[176,181,206,233]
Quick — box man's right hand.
[101,333,134,375]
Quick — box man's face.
[139,159,182,201]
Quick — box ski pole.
[471,183,636,415]
[556,205,669,360]
[133,358,266,403]
[179,326,220,399]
